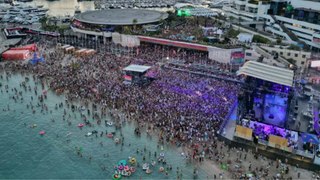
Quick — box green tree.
[227,29,240,38]
[123,26,131,34]
[252,35,271,44]
[132,18,138,31]
[238,17,242,24]
[159,18,165,27]
[276,37,282,44]
[39,16,48,29]
[288,44,301,51]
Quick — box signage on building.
[313,34,320,44]
[311,60,320,68]
[230,48,245,65]
[313,37,320,44]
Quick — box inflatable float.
[124,165,129,172]
[78,123,84,128]
[151,161,156,166]
[129,157,136,164]
[121,170,131,177]
[85,132,92,137]
[118,160,127,166]
[160,152,165,157]
[118,165,124,171]
[107,133,113,138]
[146,168,152,174]
[114,138,120,144]
[39,130,45,135]
[130,167,136,173]
[142,163,149,170]
[107,122,113,126]
[112,173,121,180]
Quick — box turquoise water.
[0,72,212,179]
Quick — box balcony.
[71,26,112,37]
[222,6,233,12]
[248,0,259,5]
[313,33,320,39]
[235,0,247,5]
[285,24,314,35]
[247,2,258,8]
[248,0,271,5]
[239,11,256,18]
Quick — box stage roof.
[123,65,151,73]
[237,61,294,87]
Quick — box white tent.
[123,64,151,73]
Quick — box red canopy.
[138,36,210,52]
[2,50,31,61]
[10,44,37,52]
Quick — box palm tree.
[159,18,165,27]
[132,18,138,32]
[238,17,242,25]
[39,16,48,29]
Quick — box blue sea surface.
[0,72,212,179]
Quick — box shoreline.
[0,69,230,179]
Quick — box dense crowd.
[4,36,239,155]
[36,38,240,143]
[1,36,318,179]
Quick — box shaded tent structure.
[122,64,152,85]
[75,49,87,57]
[1,50,32,61]
[30,52,45,65]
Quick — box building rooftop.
[74,9,168,26]
[295,7,320,14]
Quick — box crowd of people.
[1,35,318,179]
[29,37,240,146]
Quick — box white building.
[223,0,270,21]
[259,46,311,68]
[223,0,320,51]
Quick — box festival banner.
[208,48,231,64]
[112,33,121,44]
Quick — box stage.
[253,93,288,127]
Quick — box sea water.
[0,72,213,179]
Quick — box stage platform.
[220,107,319,171]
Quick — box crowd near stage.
[220,61,320,170]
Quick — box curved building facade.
[71,9,168,40]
